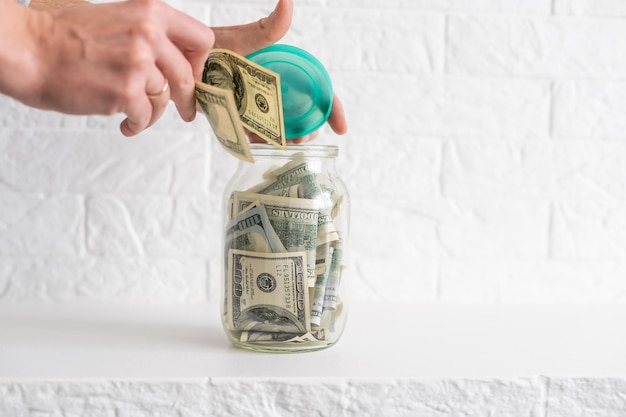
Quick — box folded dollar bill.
[195,81,254,163]
[196,48,287,163]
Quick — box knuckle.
[103,102,119,116]
[164,60,194,97]
[131,0,162,14]
[102,90,128,116]
[170,72,193,94]
[134,19,162,46]
[115,76,143,105]
[123,38,152,68]
[127,0,165,46]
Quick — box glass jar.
[221,144,350,352]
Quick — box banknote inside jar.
[224,152,345,346]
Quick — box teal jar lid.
[247,44,333,139]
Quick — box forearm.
[0,0,48,104]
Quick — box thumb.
[211,0,293,56]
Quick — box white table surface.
[1,302,625,380]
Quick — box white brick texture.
[2,0,626,309]
[3,378,626,416]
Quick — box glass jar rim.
[248,143,339,158]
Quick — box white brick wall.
[2,0,626,306]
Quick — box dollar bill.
[311,245,334,328]
[246,159,340,245]
[226,249,310,333]
[320,302,341,334]
[240,330,325,343]
[203,49,286,150]
[323,240,343,311]
[248,158,319,196]
[315,240,332,276]
[264,184,303,198]
[225,205,286,253]
[232,191,320,286]
[194,80,253,163]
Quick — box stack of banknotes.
[224,155,345,344]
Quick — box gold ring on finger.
[147,79,169,99]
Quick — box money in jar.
[220,45,350,352]
[222,144,350,352]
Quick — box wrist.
[0,2,51,107]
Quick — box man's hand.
[21,0,215,136]
[11,0,346,139]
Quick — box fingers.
[212,0,293,56]
[120,92,153,137]
[145,0,214,123]
[247,131,266,144]
[158,4,215,79]
[116,0,293,136]
[145,75,171,128]
[118,0,214,135]
[328,94,348,135]
[120,69,171,137]
[153,36,198,122]
[288,131,319,144]
[116,0,297,136]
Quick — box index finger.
[153,0,215,77]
